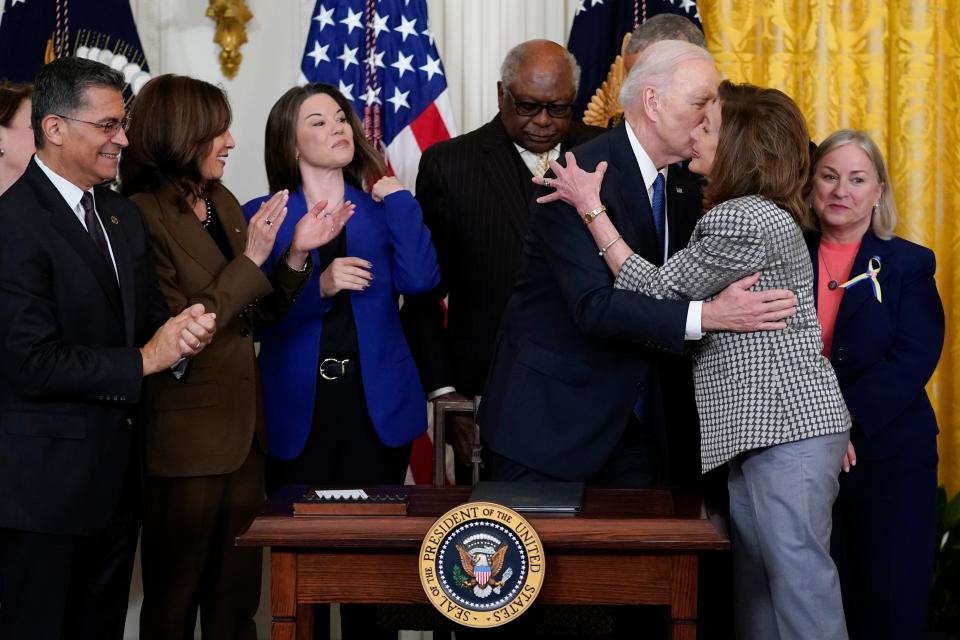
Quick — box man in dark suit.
[401,40,603,482]
[479,42,798,487]
[0,57,216,639]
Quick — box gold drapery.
[699,0,960,492]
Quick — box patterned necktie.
[651,172,666,251]
[533,152,551,178]
[80,191,112,269]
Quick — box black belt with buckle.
[318,356,356,381]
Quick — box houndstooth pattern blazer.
[616,195,851,471]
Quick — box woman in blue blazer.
[243,83,439,639]
[805,129,945,640]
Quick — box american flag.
[299,0,457,191]
[299,0,456,484]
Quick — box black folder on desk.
[469,481,585,514]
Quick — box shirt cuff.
[428,386,457,401]
[684,301,704,341]
[170,357,190,380]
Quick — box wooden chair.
[432,396,482,486]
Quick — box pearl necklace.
[201,198,213,229]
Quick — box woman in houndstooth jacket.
[539,80,851,640]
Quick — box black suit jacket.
[0,159,169,535]
[477,123,702,480]
[401,115,603,396]
[805,229,943,463]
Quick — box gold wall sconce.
[206,0,252,79]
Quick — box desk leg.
[669,555,698,640]
[271,550,298,640]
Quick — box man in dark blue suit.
[0,58,216,639]
[479,43,797,487]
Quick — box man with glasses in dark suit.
[0,57,216,640]
[401,39,603,484]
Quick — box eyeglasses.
[55,114,130,136]
[505,90,575,119]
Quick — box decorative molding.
[205,0,252,79]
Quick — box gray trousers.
[728,431,849,640]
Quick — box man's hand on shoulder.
[140,304,217,376]
[702,272,797,332]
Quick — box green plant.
[931,484,960,632]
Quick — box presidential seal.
[419,502,545,628]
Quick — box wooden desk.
[237,486,728,640]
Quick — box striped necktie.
[533,152,551,178]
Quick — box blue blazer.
[243,184,440,459]
[806,229,944,463]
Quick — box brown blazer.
[133,181,308,477]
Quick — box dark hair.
[625,14,707,54]
[0,82,32,127]
[118,74,232,208]
[31,57,124,149]
[264,83,384,193]
[704,80,811,226]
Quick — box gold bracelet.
[581,204,606,225]
[598,235,623,256]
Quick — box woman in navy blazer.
[243,83,438,638]
[805,129,945,640]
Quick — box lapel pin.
[839,256,883,303]
[234,227,241,233]
[110,215,119,224]
[675,187,683,194]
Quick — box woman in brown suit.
[119,74,352,640]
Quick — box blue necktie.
[651,172,666,252]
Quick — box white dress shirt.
[34,155,119,282]
[514,143,560,176]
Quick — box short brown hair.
[118,74,231,207]
[0,82,32,127]
[704,80,811,226]
[264,83,384,193]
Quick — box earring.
[295,151,300,161]
[0,148,4,157]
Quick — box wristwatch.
[581,204,606,225]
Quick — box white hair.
[619,39,714,111]
[500,41,581,93]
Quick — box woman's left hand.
[533,151,607,215]
[841,440,857,473]
[371,176,405,202]
[244,190,289,267]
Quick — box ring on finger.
[543,177,552,188]
[321,212,332,219]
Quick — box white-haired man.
[479,40,797,488]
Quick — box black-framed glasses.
[504,90,574,119]
[55,114,130,136]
